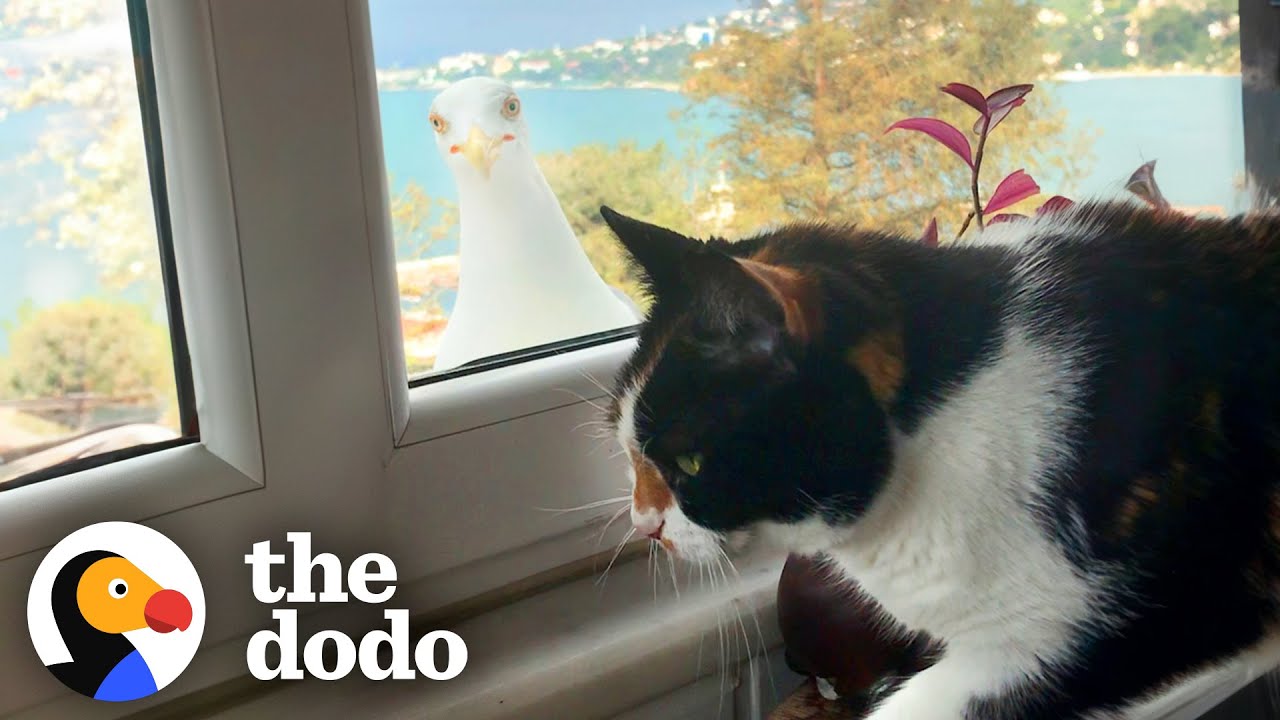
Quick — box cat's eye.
[500,95,521,119]
[429,112,448,134]
[676,453,703,477]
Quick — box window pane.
[369,0,1242,379]
[0,0,190,488]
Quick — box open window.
[0,0,195,490]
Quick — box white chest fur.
[826,326,1100,673]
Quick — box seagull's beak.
[452,124,505,179]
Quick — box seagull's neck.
[454,161,594,285]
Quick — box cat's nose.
[631,508,665,539]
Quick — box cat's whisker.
[556,387,611,415]
[666,551,681,602]
[534,495,630,515]
[718,546,775,702]
[797,488,821,514]
[713,552,756,707]
[577,368,618,397]
[648,540,659,604]
[710,562,728,718]
[595,526,636,589]
[572,418,615,438]
[595,503,632,547]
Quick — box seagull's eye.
[501,95,521,120]
[428,112,448,134]
[108,579,128,599]
[676,453,703,477]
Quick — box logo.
[244,532,467,681]
[27,522,205,702]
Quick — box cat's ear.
[600,206,698,291]
[735,258,823,345]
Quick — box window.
[370,0,1243,380]
[0,0,193,489]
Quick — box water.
[0,75,1249,350]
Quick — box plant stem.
[971,120,989,231]
[955,210,977,240]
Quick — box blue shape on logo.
[94,650,157,702]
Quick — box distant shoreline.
[379,69,1236,94]
[1050,68,1239,82]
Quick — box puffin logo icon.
[27,522,205,702]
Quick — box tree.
[389,179,458,262]
[1,0,161,296]
[540,140,704,305]
[2,298,174,415]
[684,0,1093,237]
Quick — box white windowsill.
[398,337,637,447]
[0,443,260,562]
[231,548,788,719]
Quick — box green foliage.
[2,298,174,403]
[1039,0,1239,73]
[539,141,694,305]
[683,0,1093,237]
[390,179,458,261]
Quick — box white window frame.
[347,0,638,449]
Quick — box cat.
[600,202,1280,719]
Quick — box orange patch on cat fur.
[845,330,906,406]
[1114,475,1160,538]
[632,454,674,514]
[736,258,823,343]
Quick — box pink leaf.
[1036,195,1076,216]
[974,97,1026,134]
[886,118,973,168]
[986,84,1034,110]
[940,83,988,116]
[988,213,1029,225]
[920,217,939,247]
[984,169,1041,214]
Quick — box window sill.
[397,336,636,447]
[210,547,787,719]
[1135,661,1266,720]
[0,442,261,561]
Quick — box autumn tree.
[684,0,1093,236]
[539,140,698,305]
[1,0,161,295]
[1,299,175,426]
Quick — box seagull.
[427,76,639,371]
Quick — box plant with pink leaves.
[887,83,1074,245]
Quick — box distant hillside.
[376,0,1241,91]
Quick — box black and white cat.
[601,202,1280,719]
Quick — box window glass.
[369,0,1242,378]
[0,0,189,488]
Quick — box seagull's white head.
[429,77,532,182]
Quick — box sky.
[368,0,744,67]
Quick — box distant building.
[684,25,716,46]
[438,53,486,74]
[519,59,552,73]
[492,56,515,76]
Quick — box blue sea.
[0,75,1248,351]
